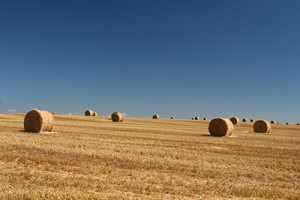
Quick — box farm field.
[0,113,299,199]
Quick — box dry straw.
[112,112,124,122]
[209,118,234,137]
[171,117,175,119]
[24,109,54,133]
[203,117,207,120]
[153,114,159,119]
[254,120,271,133]
[85,110,94,116]
[230,117,239,125]
[195,116,199,120]
[242,118,248,122]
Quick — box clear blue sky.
[0,0,299,123]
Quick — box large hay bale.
[171,117,175,119]
[242,118,248,122]
[270,120,275,124]
[230,117,239,125]
[250,119,254,122]
[203,117,207,120]
[24,109,54,133]
[208,118,234,137]
[112,112,124,122]
[85,110,94,116]
[195,116,199,120]
[153,114,159,119]
[93,112,98,117]
[254,120,271,133]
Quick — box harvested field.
[0,113,299,199]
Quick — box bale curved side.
[112,112,124,122]
[85,110,94,116]
[230,117,239,125]
[208,118,234,137]
[94,112,98,117]
[153,115,159,119]
[254,120,271,133]
[24,109,54,133]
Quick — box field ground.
[0,113,299,199]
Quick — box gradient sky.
[0,0,299,123]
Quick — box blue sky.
[0,0,299,123]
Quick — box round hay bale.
[192,118,195,120]
[24,109,54,133]
[52,113,56,115]
[209,118,234,137]
[171,117,175,119]
[297,123,300,126]
[112,112,124,122]
[153,114,159,119]
[250,119,254,122]
[230,117,239,125]
[254,120,271,133]
[270,120,275,124]
[93,112,98,117]
[67,113,72,116]
[203,117,207,120]
[242,118,248,122]
[277,122,280,124]
[286,122,289,125]
[195,116,199,120]
[85,110,94,116]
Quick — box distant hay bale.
[67,113,72,116]
[195,116,199,120]
[93,112,98,117]
[208,118,234,137]
[250,119,254,122]
[270,120,275,124]
[24,109,54,133]
[286,122,289,125]
[203,117,207,120]
[192,118,195,120]
[254,120,271,133]
[153,114,159,119]
[277,122,280,124]
[242,118,248,122]
[85,110,94,116]
[52,113,56,115]
[171,117,175,119]
[112,112,124,122]
[230,117,239,125]
[297,123,300,126]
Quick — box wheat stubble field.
[0,113,299,199]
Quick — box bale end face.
[230,117,239,125]
[209,118,234,137]
[85,110,94,116]
[254,120,271,133]
[153,115,159,119]
[24,109,54,133]
[112,112,124,122]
